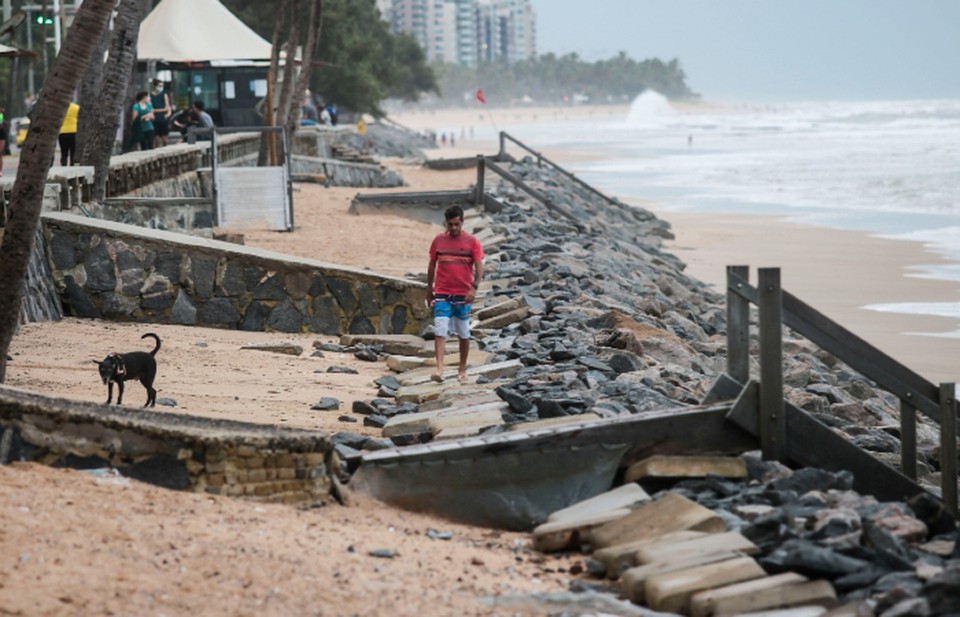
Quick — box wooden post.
[475,156,486,206]
[940,383,958,517]
[498,132,505,158]
[726,265,750,385]
[758,268,786,462]
[900,400,917,480]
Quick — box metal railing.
[498,131,619,207]
[727,265,958,515]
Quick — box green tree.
[223,0,436,116]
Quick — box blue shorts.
[433,295,471,339]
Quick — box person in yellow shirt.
[58,102,80,166]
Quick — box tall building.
[380,0,535,66]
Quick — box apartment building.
[379,0,536,66]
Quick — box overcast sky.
[528,0,960,102]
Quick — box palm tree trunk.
[0,0,115,382]
[285,0,324,138]
[84,0,152,202]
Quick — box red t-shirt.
[430,231,484,296]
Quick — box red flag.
[475,88,486,104]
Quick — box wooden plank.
[941,383,958,517]
[645,556,767,614]
[726,265,750,384]
[900,401,917,480]
[710,580,836,616]
[726,270,941,423]
[727,381,925,504]
[594,530,707,580]
[622,551,741,602]
[590,492,726,550]
[624,455,747,483]
[690,572,807,617]
[635,531,759,565]
[758,268,786,462]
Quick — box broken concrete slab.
[635,531,759,565]
[532,509,632,553]
[589,491,727,550]
[419,391,503,412]
[397,350,493,386]
[508,413,603,432]
[645,555,767,614]
[476,306,530,330]
[622,552,744,603]
[689,572,836,617]
[624,454,748,484]
[594,530,707,580]
[395,360,522,402]
[386,354,429,372]
[394,379,497,405]
[382,401,507,439]
[339,334,427,356]
[546,483,651,525]
[428,402,507,435]
[475,296,527,321]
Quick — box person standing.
[58,101,80,165]
[131,91,155,151]
[426,205,484,383]
[150,79,172,147]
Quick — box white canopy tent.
[137,0,272,63]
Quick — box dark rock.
[771,467,854,495]
[495,385,535,415]
[354,348,379,362]
[267,299,304,333]
[607,352,643,374]
[375,376,402,391]
[363,414,389,428]
[337,415,357,423]
[198,297,240,327]
[332,432,367,449]
[310,397,340,411]
[352,400,378,415]
[311,296,342,335]
[326,365,359,374]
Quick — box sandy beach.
[389,103,960,386]
[1,103,957,613]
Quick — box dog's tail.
[142,332,161,356]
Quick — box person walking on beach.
[58,101,80,165]
[426,205,484,383]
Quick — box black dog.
[94,333,161,407]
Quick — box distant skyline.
[529,0,960,102]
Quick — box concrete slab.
[428,402,507,435]
[690,573,836,617]
[477,306,529,330]
[622,552,743,603]
[532,509,631,553]
[419,391,503,412]
[382,400,506,438]
[645,556,767,614]
[475,296,526,321]
[386,354,429,372]
[589,492,727,549]
[594,530,706,580]
[636,531,759,565]
[547,483,651,525]
[339,334,427,356]
[397,350,493,386]
[509,413,603,432]
[624,454,748,483]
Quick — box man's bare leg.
[432,335,446,381]
[458,337,470,382]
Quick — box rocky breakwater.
[468,157,941,476]
[330,154,958,612]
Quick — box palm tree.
[79,0,152,202]
[0,0,116,382]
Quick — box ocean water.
[494,93,960,327]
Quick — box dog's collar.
[109,353,127,377]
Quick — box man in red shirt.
[426,205,484,383]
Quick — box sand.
[2,104,958,614]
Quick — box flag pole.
[476,88,499,144]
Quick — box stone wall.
[0,386,335,505]
[42,211,429,335]
[86,197,215,236]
